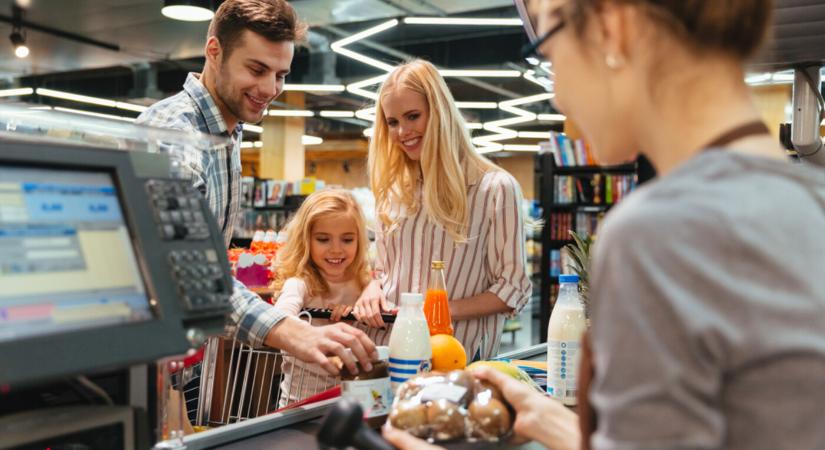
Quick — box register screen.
[0,166,152,342]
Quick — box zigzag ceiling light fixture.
[332,16,555,152]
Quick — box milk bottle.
[546,274,587,406]
[388,293,432,390]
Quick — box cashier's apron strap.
[701,120,771,151]
[577,331,596,450]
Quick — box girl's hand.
[353,279,394,329]
[330,304,353,322]
[473,367,581,450]
[383,427,445,450]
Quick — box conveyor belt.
[162,345,549,450]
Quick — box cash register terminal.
[0,106,236,449]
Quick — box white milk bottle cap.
[399,293,423,306]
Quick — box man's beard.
[215,65,266,125]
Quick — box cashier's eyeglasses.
[513,0,566,64]
[521,19,566,62]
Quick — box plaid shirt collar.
[183,72,244,138]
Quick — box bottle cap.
[431,261,445,270]
[376,346,389,360]
[559,274,580,284]
[399,292,424,306]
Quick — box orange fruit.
[430,334,467,371]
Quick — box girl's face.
[381,86,429,161]
[309,212,358,283]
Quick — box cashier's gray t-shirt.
[588,150,825,450]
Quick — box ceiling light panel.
[403,17,522,26]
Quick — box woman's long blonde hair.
[273,189,371,297]
[368,59,499,242]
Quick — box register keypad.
[168,249,230,311]
[146,180,210,241]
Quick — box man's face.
[213,30,294,125]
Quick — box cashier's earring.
[605,54,624,69]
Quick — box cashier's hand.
[265,316,377,376]
[473,367,581,450]
[383,427,445,450]
[353,279,394,329]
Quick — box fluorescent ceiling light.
[525,57,540,66]
[745,73,772,85]
[243,124,263,134]
[37,88,116,108]
[465,122,483,129]
[36,88,146,113]
[439,69,522,78]
[772,71,795,82]
[537,113,566,122]
[114,102,148,113]
[500,92,555,107]
[267,109,314,117]
[502,144,540,152]
[161,1,213,22]
[320,110,356,118]
[517,131,553,139]
[346,74,388,101]
[0,87,34,97]
[331,19,399,72]
[363,128,374,138]
[456,101,498,109]
[302,135,323,146]
[240,141,254,149]
[53,107,135,122]
[355,107,377,122]
[284,84,346,92]
[403,17,522,26]
[254,141,263,148]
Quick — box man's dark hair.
[208,0,306,56]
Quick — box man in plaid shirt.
[138,0,376,376]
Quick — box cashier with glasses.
[384,0,825,449]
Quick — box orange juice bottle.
[424,261,453,336]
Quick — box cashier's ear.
[204,36,223,65]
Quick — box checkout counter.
[0,104,548,450]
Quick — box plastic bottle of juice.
[423,261,453,336]
[546,274,586,406]
[249,230,265,252]
[388,293,432,390]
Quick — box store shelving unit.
[536,152,653,340]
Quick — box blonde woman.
[354,59,532,361]
[271,189,374,406]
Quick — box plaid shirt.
[137,73,286,347]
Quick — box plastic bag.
[388,370,513,443]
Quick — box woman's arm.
[449,291,512,321]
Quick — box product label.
[547,340,580,401]
[389,357,432,387]
[419,383,467,404]
[342,378,394,419]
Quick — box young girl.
[271,189,372,407]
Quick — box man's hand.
[264,316,377,376]
[353,279,393,329]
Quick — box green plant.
[563,230,594,317]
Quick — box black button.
[158,211,172,223]
[173,224,188,239]
[167,197,180,209]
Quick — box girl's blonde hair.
[368,59,500,242]
[273,189,371,297]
